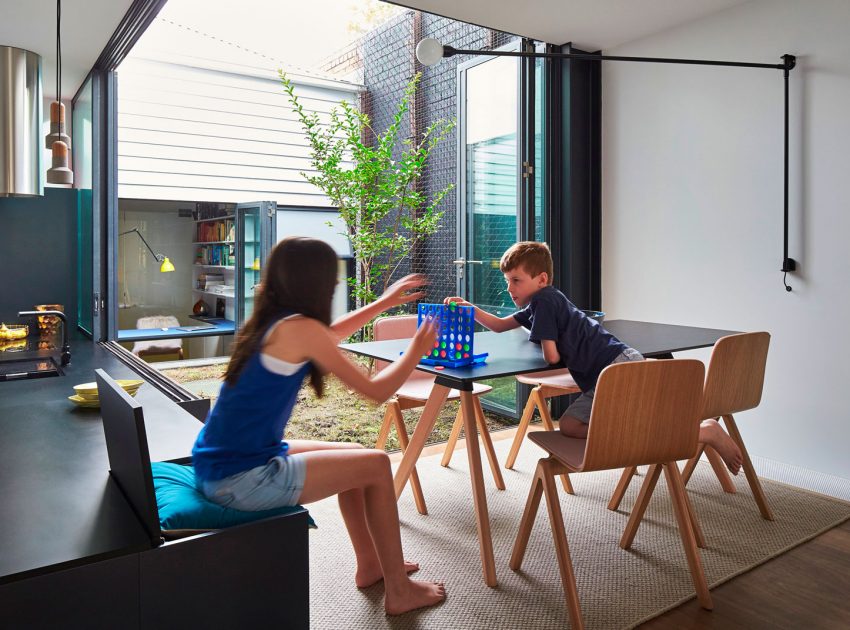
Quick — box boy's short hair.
[500,241,554,284]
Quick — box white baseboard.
[748,455,850,502]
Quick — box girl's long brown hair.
[224,236,338,396]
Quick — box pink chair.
[373,315,502,515]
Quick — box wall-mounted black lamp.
[119,228,175,273]
[416,39,798,292]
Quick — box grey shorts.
[560,347,645,425]
[199,454,308,510]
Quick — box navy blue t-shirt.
[513,286,627,392]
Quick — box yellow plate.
[73,379,143,395]
[68,395,100,408]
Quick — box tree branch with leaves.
[280,71,455,339]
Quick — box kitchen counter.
[0,330,203,585]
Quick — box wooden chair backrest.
[373,315,418,373]
[580,359,705,472]
[701,332,770,419]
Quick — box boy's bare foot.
[385,578,446,615]
[355,559,419,588]
[699,419,743,475]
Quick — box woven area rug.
[307,436,850,629]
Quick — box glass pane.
[534,57,546,243]
[464,55,519,412]
[239,206,261,323]
[73,77,94,335]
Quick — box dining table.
[340,319,741,586]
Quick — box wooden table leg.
[460,390,497,587]
[392,384,451,499]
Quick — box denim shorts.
[560,347,645,424]
[198,454,308,510]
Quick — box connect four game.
[416,302,488,368]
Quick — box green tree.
[280,71,455,338]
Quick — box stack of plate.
[68,379,144,408]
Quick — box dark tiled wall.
[351,10,516,305]
[0,188,79,326]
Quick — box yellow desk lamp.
[119,228,175,273]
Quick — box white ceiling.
[390,0,749,50]
[0,0,134,100]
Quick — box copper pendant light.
[46,0,73,186]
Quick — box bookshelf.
[193,216,236,321]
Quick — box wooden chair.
[442,368,580,492]
[608,332,773,521]
[510,359,712,629]
[373,315,503,516]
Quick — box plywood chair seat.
[395,375,493,403]
[515,368,576,388]
[373,314,504,517]
[527,431,587,469]
[510,359,712,630]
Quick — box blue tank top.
[192,321,312,482]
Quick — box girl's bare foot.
[385,578,446,615]
[355,559,419,588]
[699,419,743,475]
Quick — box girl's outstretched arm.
[274,316,437,404]
[330,274,428,342]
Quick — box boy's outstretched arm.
[443,296,520,333]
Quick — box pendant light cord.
[56,0,61,102]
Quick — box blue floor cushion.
[151,462,315,532]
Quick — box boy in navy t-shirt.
[444,241,744,473]
[445,241,642,439]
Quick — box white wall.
[602,0,850,481]
[117,200,195,330]
[116,57,360,205]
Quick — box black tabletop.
[0,333,203,584]
[340,319,741,388]
[603,320,740,357]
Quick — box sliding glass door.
[457,40,545,415]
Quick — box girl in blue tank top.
[192,236,445,615]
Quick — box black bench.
[96,369,310,629]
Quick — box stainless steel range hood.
[0,46,44,197]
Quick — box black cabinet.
[0,554,139,630]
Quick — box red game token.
[434,366,444,370]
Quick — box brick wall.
[321,10,518,306]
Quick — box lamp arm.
[119,228,165,262]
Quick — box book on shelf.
[196,218,235,243]
[195,243,235,266]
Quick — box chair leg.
[705,446,737,494]
[723,414,774,520]
[540,458,585,630]
[389,404,428,516]
[663,462,713,610]
[510,460,545,571]
[608,465,638,511]
[534,389,575,494]
[505,388,537,470]
[534,388,556,431]
[680,477,706,549]
[680,443,705,486]
[440,406,464,467]
[375,404,395,450]
[620,464,662,549]
[473,397,506,490]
